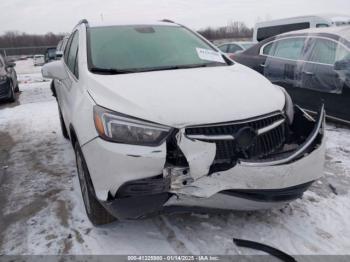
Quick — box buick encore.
[42,19,325,225]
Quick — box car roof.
[87,19,179,28]
[280,25,350,41]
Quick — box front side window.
[57,41,63,51]
[88,25,229,73]
[61,38,69,53]
[271,38,305,60]
[64,35,73,63]
[262,42,275,55]
[308,38,350,65]
[66,31,79,78]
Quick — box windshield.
[87,25,230,73]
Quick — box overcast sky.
[1,0,349,34]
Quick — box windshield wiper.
[134,63,213,73]
[90,63,222,75]
[148,62,230,71]
[90,67,136,75]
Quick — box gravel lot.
[0,59,350,255]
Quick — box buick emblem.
[235,126,258,152]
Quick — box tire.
[14,84,19,93]
[58,106,69,139]
[8,81,16,103]
[74,142,116,225]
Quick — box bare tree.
[0,31,66,56]
[198,21,253,41]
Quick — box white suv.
[42,19,325,225]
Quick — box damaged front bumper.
[82,105,325,220]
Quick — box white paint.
[86,63,285,128]
[82,138,166,199]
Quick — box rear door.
[299,37,350,121]
[57,30,80,128]
[301,37,350,93]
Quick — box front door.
[263,37,306,89]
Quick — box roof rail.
[160,19,175,23]
[77,19,89,26]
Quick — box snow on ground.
[0,60,350,255]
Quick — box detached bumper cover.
[82,105,325,219]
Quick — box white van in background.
[253,14,350,42]
[33,54,45,66]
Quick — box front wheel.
[74,142,116,225]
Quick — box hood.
[86,64,285,128]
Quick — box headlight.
[281,88,294,124]
[93,105,172,146]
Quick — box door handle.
[303,71,314,76]
[260,63,267,68]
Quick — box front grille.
[185,113,286,164]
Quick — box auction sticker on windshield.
[196,48,225,63]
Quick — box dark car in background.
[45,47,58,63]
[233,26,350,123]
[0,54,19,102]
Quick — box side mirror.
[42,60,68,80]
[334,58,350,71]
[56,50,63,59]
[6,62,16,68]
